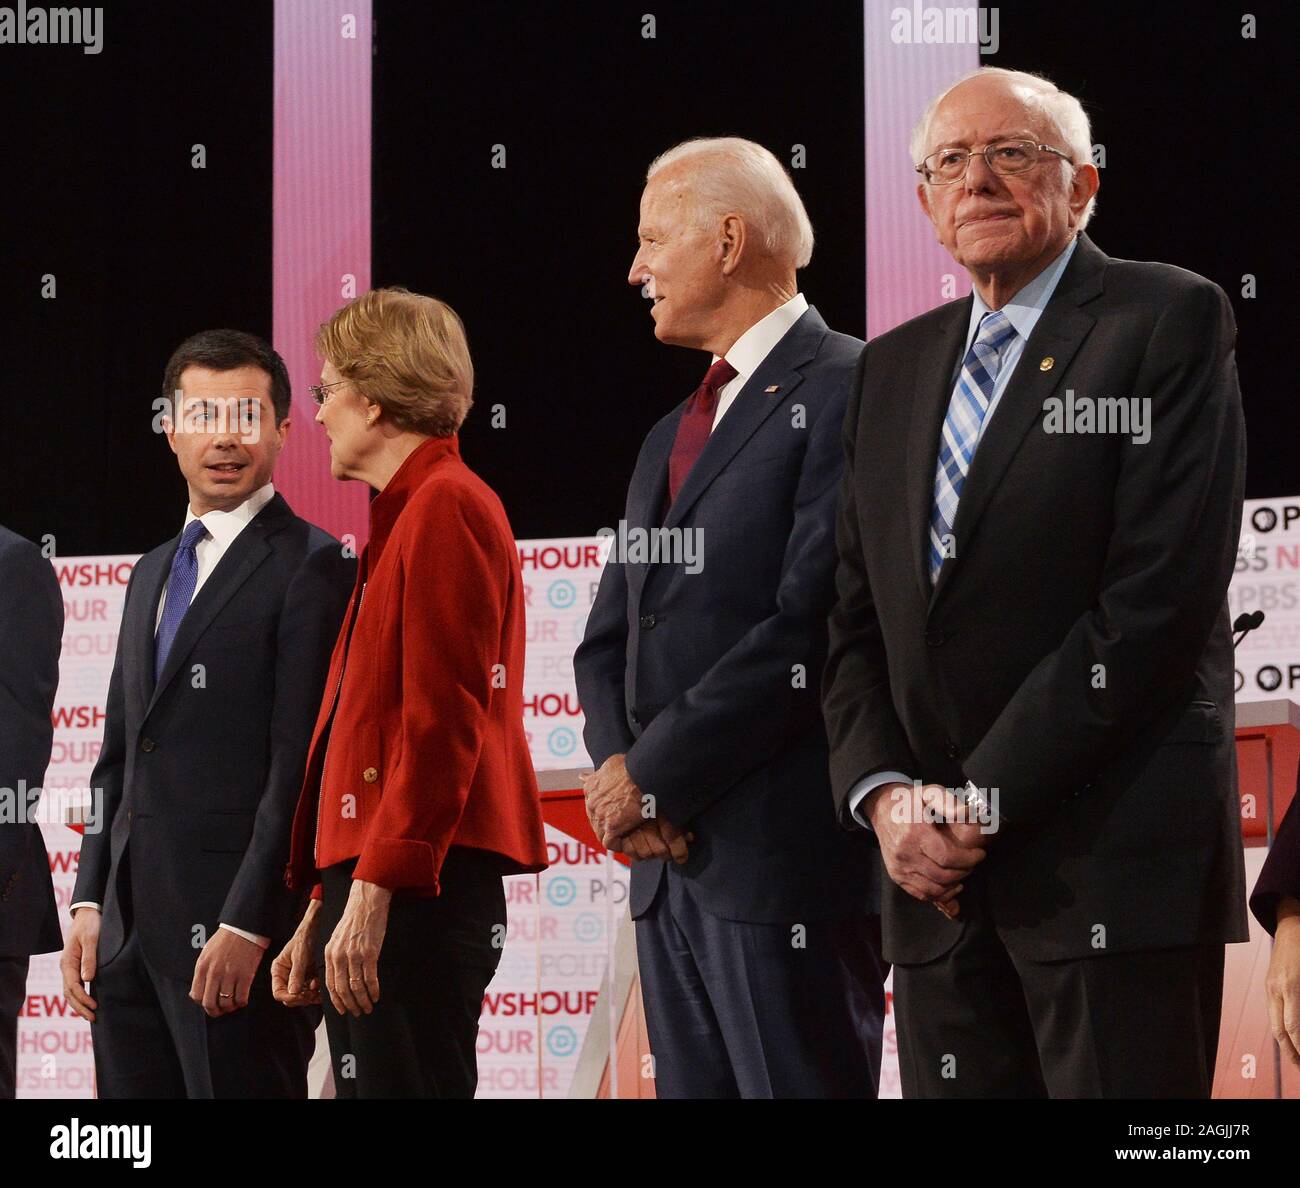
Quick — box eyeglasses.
[916,139,1073,185]
[308,380,348,406]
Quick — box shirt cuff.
[848,772,912,830]
[218,923,271,949]
[69,901,100,918]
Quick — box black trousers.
[0,955,29,1099]
[315,848,507,1099]
[892,878,1226,1098]
[635,870,888,1098]
[91,927,317,1099]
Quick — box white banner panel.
[18,556,136,1097]
[1232,497,1300,702]
[481,536,627,1097]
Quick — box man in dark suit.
[0,526,64,1098]
[823,68,1247,1098]
[1251,784,1300,1067]
[60,330,355,1097]
[575,137,884,1098]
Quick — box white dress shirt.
[847,237,1079,828]
[711,292,810,430]
[71,483,277,949]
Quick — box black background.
[3,0,274,554]
[2,0,1292,554]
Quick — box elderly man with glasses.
[822,67,1248,1098]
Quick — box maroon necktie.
[667,358,738,505]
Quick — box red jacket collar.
[366,434,461,568]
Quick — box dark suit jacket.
[0,527,64,958]
[823,234,1249,964]
[72,494,354,980]
[575,306,878,923]
[1250,786,1300,936]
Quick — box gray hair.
[910,67,1097,230]
[647,137,815,269]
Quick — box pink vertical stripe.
[273,0,373,547]
[865,0,977,339]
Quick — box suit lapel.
[624,424,674,603]
[906,299,972,605]
[661,307,825,534]
[662,366,805,532]
[628,424,674,537]
[130,549,171,715]
[145,495,290,717]
[930,238,1105,606]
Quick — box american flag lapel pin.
[764,384,781,394]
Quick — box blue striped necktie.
[155,519,208,678]
[929,309,1017,583]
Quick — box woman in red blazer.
[271,287,547,1097]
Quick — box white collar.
[714,292,810,378]
[967,236,1078,346]
[182,483,276,548]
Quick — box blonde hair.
[316,287,474,436]
[647,137,815,269]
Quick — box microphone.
[1233,610,1265,647]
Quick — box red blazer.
[285,434,548,895]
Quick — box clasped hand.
[864,781,989,918]
[582,753,692,864]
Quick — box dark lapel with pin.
[624,306,831,606]
[904,239,1106,608]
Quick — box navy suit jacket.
[72,494,355,979]
[0,527,64,958]
[574,306,878,922]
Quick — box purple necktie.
[155,519,208,678]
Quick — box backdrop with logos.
[19,539,631,1099]
[21,500,1298,1096]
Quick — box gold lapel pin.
[764,384,781,394]
[1039,356,1055,372]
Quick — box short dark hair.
[161,329,292,423]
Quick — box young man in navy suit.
[61,330,355,1097]
[576,138,885,1098]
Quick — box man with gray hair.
[824,67,1247,1097]
[576,137,886,1097]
